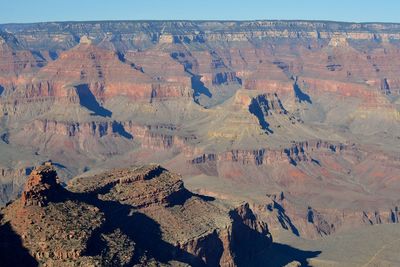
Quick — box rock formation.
[21,162,65,206]
[0,164,273,266]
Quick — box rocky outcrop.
[250,93,288,116]
[1,164,273,266]
[248,93,301,133]
[228,203,272,264]
[21,163,66,207]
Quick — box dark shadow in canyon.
[81,199,208,266]
[75,84,112,117]
[311,158,321,166]
[283,149,297,166]
[229,208,272,266]
[267,201,300,236]
[31,51,46,67]
[191,75,212,103]
[192,193,216,202]
[116,51,126,62]
[112,121,133,140]
[49,162,67,170]
[228,204,316,266]
[25,167,34,175]
[293,82,312,104]
[249,98,273,134]
[170,52,212,104]
[266,243,321,267]
[117,52,144,73]
[48,50,58,60]
[0,214,38,267]
[60,169,212,266]
[68,194,210,266]
[1,132,9,144]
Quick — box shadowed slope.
[267,243,321,267]
[0,215,38,267]
[293,82,312,104]
[75,84,112,117]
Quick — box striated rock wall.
[21,119,198,151]
[190,140,347,166]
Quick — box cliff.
[0,164,273,266]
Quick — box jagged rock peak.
[21,162,65,207]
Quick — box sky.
[1,0,399,24]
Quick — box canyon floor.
[184,175,400,266]
[273,224,400,266]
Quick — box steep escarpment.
[0,164,273,266]
[190,140,347,166]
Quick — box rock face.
[21,163,65,206]
[0,164,272,266]
[0,20,399,241]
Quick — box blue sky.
[1,0,399,24]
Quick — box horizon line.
[2,18,400,26]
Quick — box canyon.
[0,20,400,266]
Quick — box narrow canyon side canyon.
[0,20,400,266]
